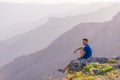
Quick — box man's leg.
[63,59,75,71]
[58,50,84,73]
[58,59,75,73]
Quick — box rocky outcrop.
[65,56,120,80]
[87,56,120,69]
[86,57,109,63]
[68,56,120,72]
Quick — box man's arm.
[80,50,85,58]
[73,47,84,54]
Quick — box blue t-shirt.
[83,44,92,59]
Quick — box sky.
[0,0,119,4]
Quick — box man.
[58,38,92,73]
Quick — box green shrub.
[108,59,117,64]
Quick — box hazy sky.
[0,0,119,4]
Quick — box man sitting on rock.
[58,38,93,73]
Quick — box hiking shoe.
[57,69,65,73]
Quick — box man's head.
[82,38,88,46]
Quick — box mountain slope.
[0,3,120,68]
[0,9,120,80]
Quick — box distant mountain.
[0,9,120,80]
[0,2,107,40]
[0,3,120,68]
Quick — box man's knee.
[70,59,75,63]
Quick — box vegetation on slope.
[63,57,120,80]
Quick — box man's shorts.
[75,57,94,64]
[73,57,87,64]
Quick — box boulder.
[87,57,109,63]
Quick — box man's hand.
[73,47,84,54]
[73,50,77,54]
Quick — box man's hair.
[82,38,88,41]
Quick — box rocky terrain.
[57,56,120,80]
